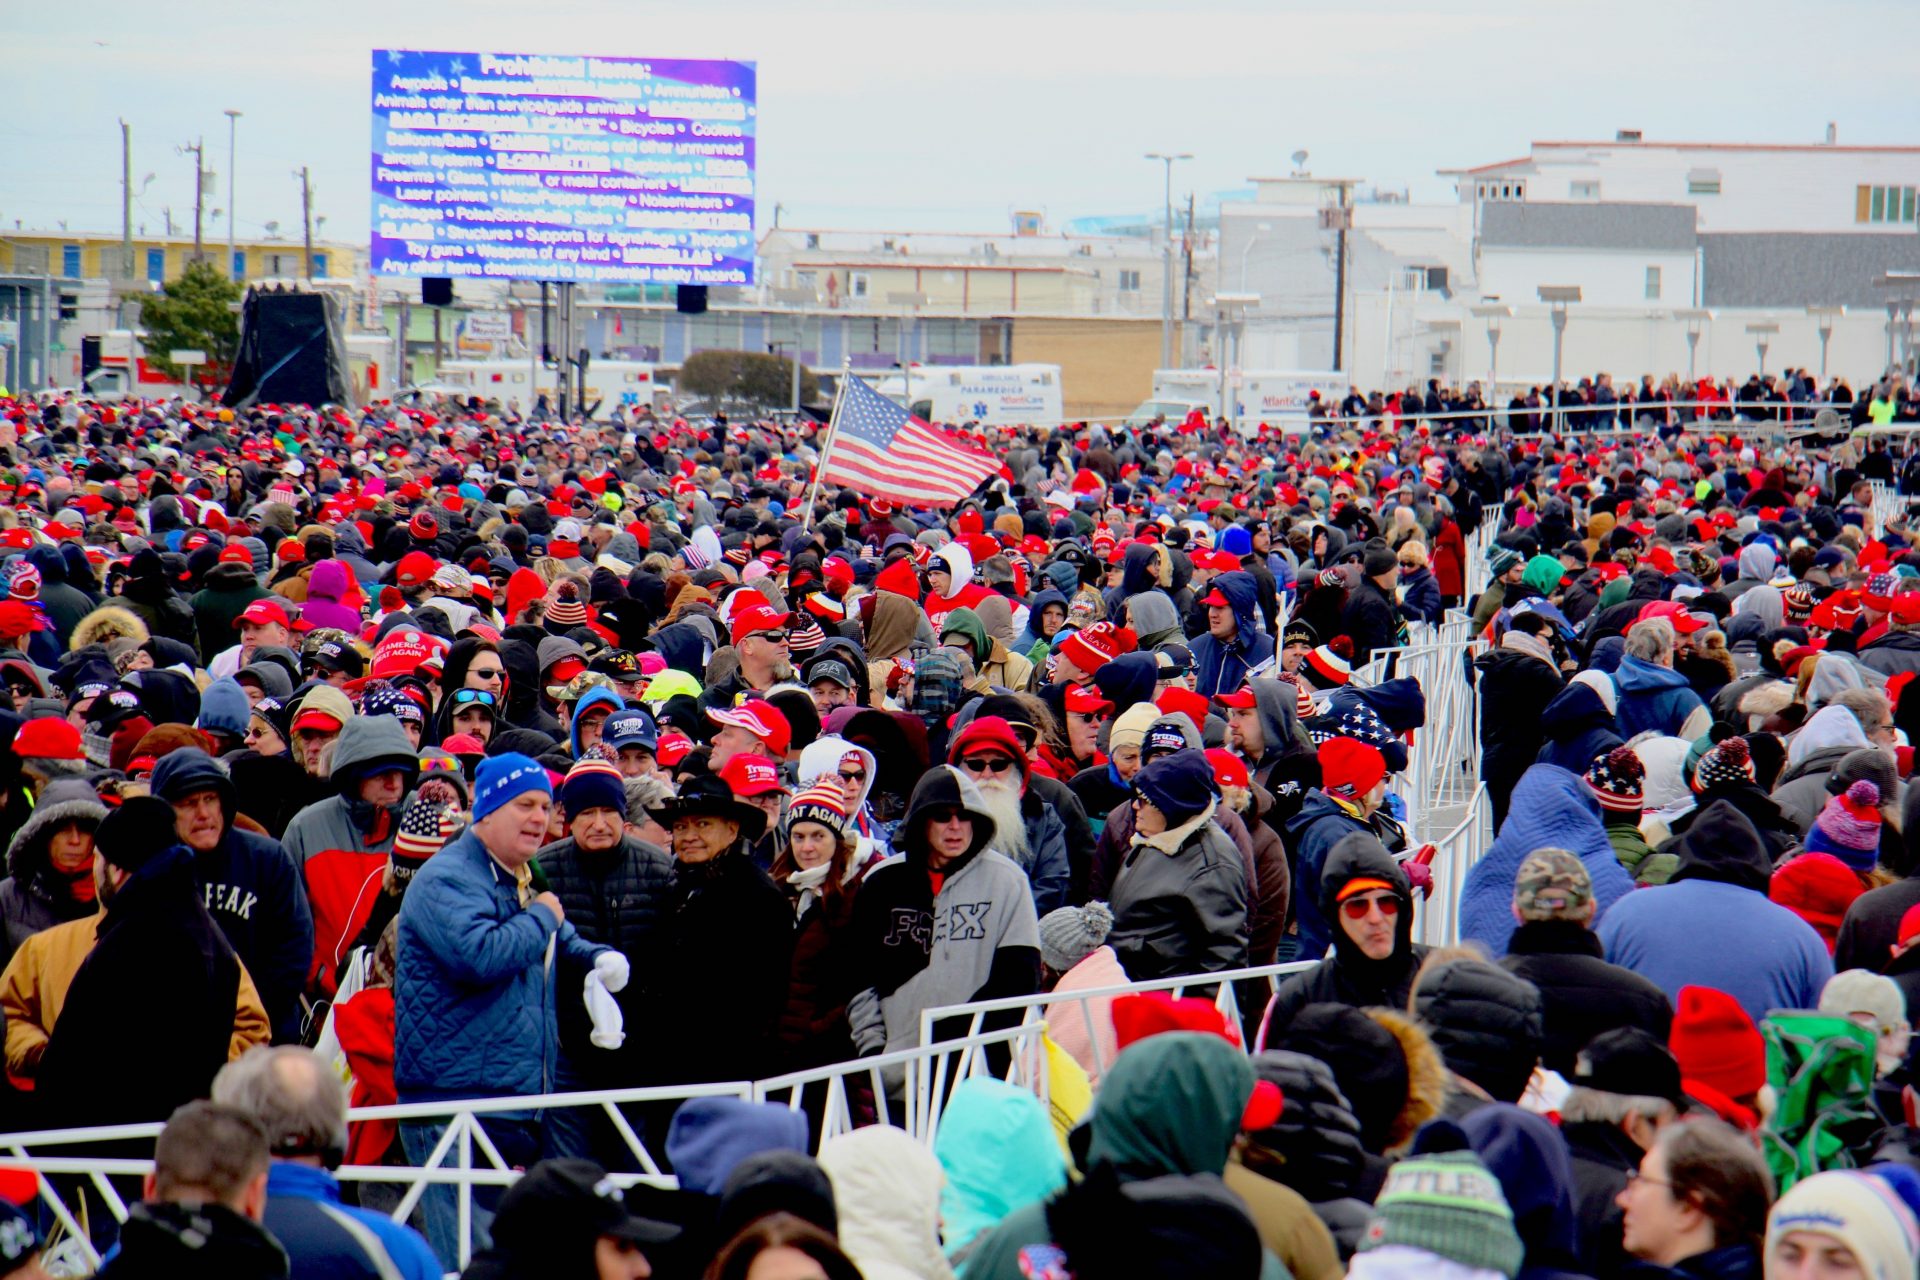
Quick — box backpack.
[1760,1011,1881,1193]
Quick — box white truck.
[872,363,1064,427]
[431,358,668,413]
[1126,368,1348,436]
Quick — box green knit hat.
[1357,1150,1524,1278]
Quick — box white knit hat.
[1767,1171,1918,1280]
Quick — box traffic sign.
[170,349,207,365]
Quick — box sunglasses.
[959,756,1016,775]
[450,688,498,709]
[923,806,970,825]
[468,666,505,681]
[838,769,867,784]
[1340,893,1402,921]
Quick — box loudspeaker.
[223,290,352,409]
[422,278,454,307]
[676,285,708,315]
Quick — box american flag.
[818,375,1001,507]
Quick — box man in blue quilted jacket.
[395,753,630,1268]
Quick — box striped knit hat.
[1584,746,1644,814]
[1302,637,1354,689]
[780,779,850,844]
[1358,1149,1524,1278]
[1693,736,1755,792]
[544,581,589,630]
[7,562,40,601]
[1807,780,1884,871]
[390,793,458,877]
[1057,622,1136,678]
[559,757,627,820]
[1783,584,1815,622]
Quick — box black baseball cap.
[1573,1027,1688,1111]
[307,640,366,679]
[489,1159,679,1256]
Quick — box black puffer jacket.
[1260,833,1427,1040]
[1500,919,1673,1075]
[1244,1050,1372,1259]
[1413,957,1545,1111]
[537,833,675,1077]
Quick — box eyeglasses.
[1623,1170,1674,1192]
[1398,560,1419,569]
[468,666,505,682]
[1339,893,1402,920]
[923,806,970,825]
[450,688,498,709]
[959,756,1016,775]
[838,769,867,784]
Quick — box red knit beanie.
[1768,852,1865,952]
[1668,984,1766,1102]
[1318,736,1386,802]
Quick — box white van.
[1126,368,1346,436]
[872,363,1064,427]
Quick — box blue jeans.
[399,1113,541,1270]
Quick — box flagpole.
[800,359,853,533]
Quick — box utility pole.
[224,109,241,281]
[1183,192,1196,322]
[1332,181,1353,373]
[120,120,134,280]
[1145,152,1192,368]
[298,167,314,280]
[178,137,206,264]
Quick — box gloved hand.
[594,950,630,995]
[584,972,625,1050]
[1403,859,1434,898]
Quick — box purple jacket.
[301,561,363,633]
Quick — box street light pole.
[1145,152,1191,368]
[1538,286,1581,430]
[224,109,241,280]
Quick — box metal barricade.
[1412,783,1493,948]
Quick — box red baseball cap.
[1215,686,1259,709]
[706,700,793,757]
[655,731,695,769]
[370,629,437,680]
[1205,748,1250,791]
[720,753,790,798]
[218,543,254,565]
[1200,586,1232,608]
[393,550,440,589]
[1636,600,1706,635]
[1063,686,1114,717]
[729,603,793,649]
[291,707,344,734]
[236,599,291,630]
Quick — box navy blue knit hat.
[1133,748,1218,826]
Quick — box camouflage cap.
[1514,848,1594,921]
[547,669,616,704]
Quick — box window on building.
[312,252,328,277]
[1570,180,1600,200]
[146,248,166,283]
[232,250,246,278]
[1117,269,1141,291]
[1645,266,1662,300]
[1687,170,1722,195]
[1859,185,1919,223]
[59,294,78,322]
[804,233,820,249]
[849,272,870,299]
[795,270,817,293]
[61,245,81,277]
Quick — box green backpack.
[1760,1011,1881,1193]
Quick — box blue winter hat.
[1133,748,1218,826]
[195,677,252,737]
[472,752,553,823]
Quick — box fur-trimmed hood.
[69,605,148,652]
[1365,1006,1448,1155]
[5,777,108,883]
[1738,679,1795,720]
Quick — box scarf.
[549,539,582,560]
[788,861,832,918]
[1501,629,1556,670]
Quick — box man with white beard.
[945,716,1070,915]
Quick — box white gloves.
[584,972,624,1050]
[594,950,630,994]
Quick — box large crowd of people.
[0,369,1917,1278]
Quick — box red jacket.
[334,986,397,1166]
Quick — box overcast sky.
[5,0,1917,253]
